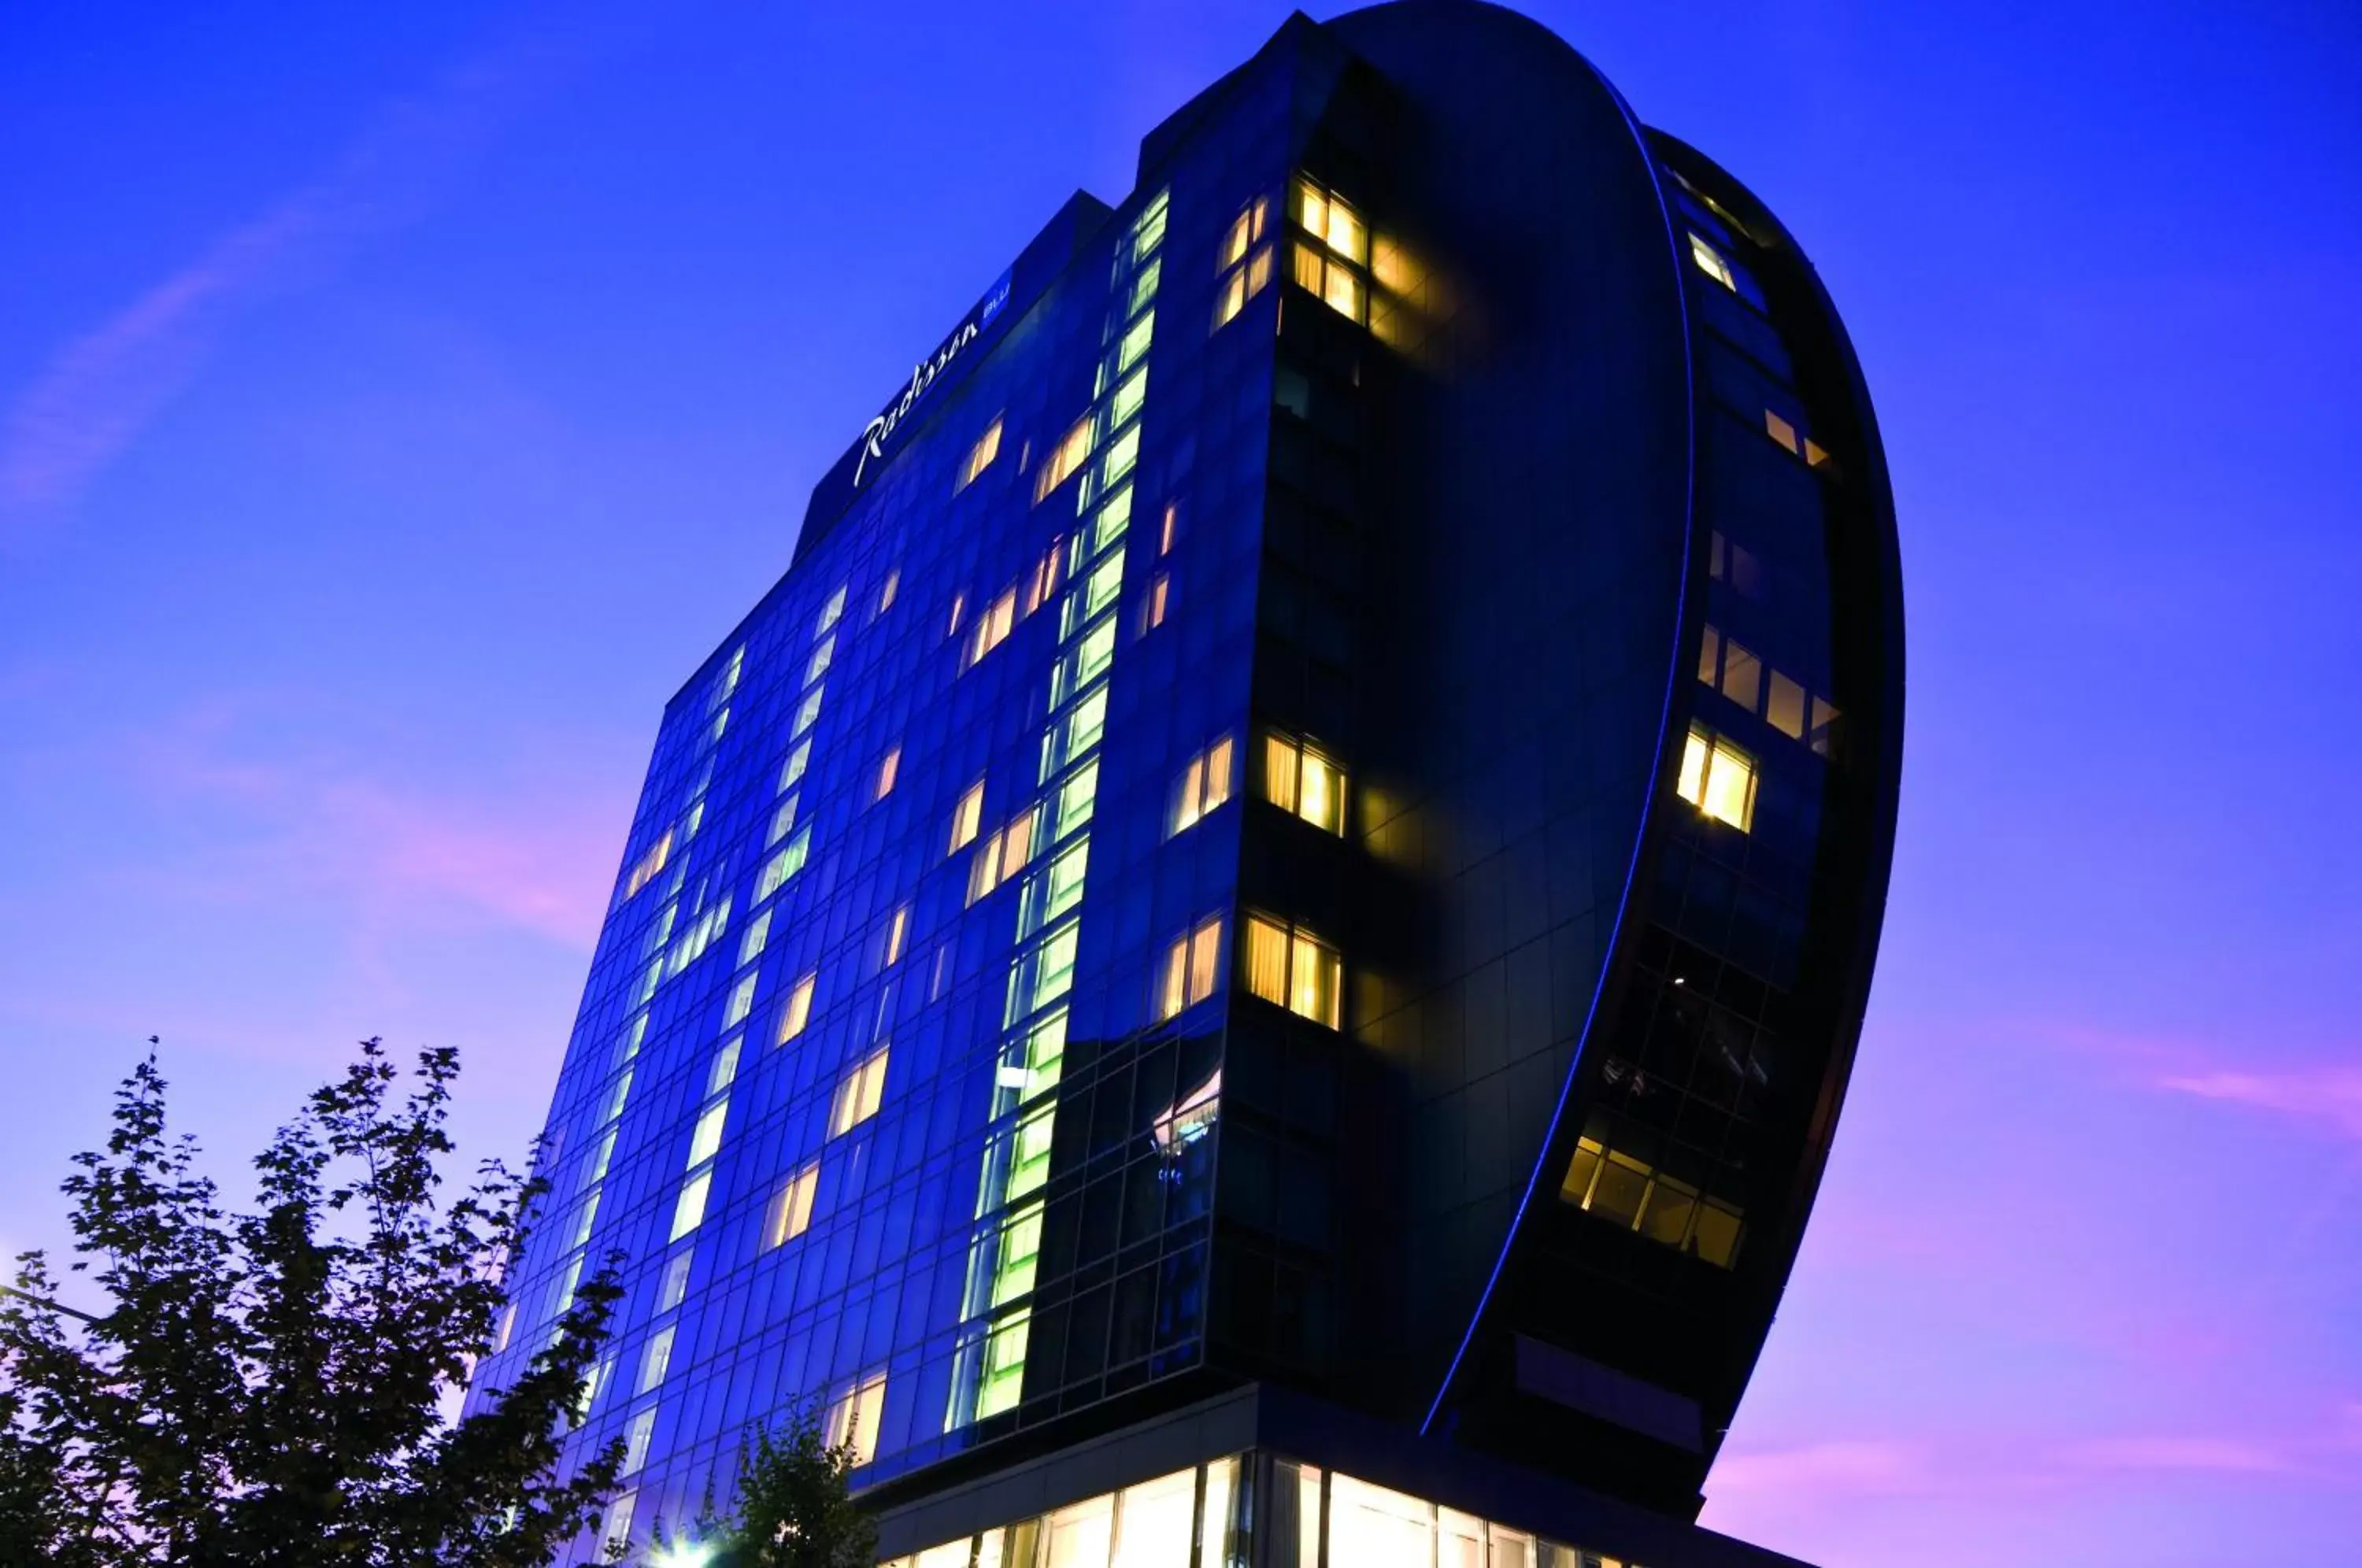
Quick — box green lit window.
[1054,759,1099,841]
[1016,838,1090,941]
[1116,312,1154,375]
[1109,367,1147,431]
[990,1206,1042,1308]
[755,827,811,901]
[1008,919,1079,1024]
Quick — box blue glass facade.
[469,7,1900,1566]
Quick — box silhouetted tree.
[0,1038,626,1566]
[676,1403,876,1568]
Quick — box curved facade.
[469,6,1899,1563]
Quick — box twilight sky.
[3,2,2358,1563]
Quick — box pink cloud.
[1707,1439,1934,1497]
[2158,1067,2362,1141]
[2060,1436,2288,1474]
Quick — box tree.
[0,1038,627,1566]
[678,1403,876,1568]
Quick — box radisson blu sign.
[853,268,1013,490]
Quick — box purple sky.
[4,3,2357,1562]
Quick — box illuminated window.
[865,747,899,803]
[831,1047,889,1136]
[1035,415,1096,502]
[1720,641,1762,712]
[755,828,810,901]
[805,634,835,688]
[777,973,816,1045]
[637,1325,675,1394]
[1803,436,1835,472]
[1025,535,1066,614]
[724,971,757,1029]
[957,416,1003,492]
[968,586,1017,667]
[1009,919,1079,1021]
[686,1098,727,1168]
[621,1408,655,1474]
[668,1169,710,1241]
[1116,311,1154,373]
[1561,1134,1743,1268]
[737,909,772,966]
[1055,759,1100,841]
[1159,503,1178,555]
[1809,696,1841,757]
[623,829,672,900]
[1146,573,1170,629]
[763,1163,818,1249]
[598,1492,636,1559]
[1157,915,1224,1020]
[706,1037,740,1096]
[779,737,812,792]
[1261,730,1346,834]
[968,806,1039,904]
[824,1370,886,1466]
[1213,196,1274,331]
[946,592,966,638]
[1688,231,1737,291]
[1764,409,1800,453]
[950,780,985,853]
[883,904,909,967]
[1109,367,1147,431]
[1015,840,1089,939]
[1295,176,1368,264]
[877,568,899,614]
[1767,671,1807,739]
[1243,915,1342,1029]
[1168,735,1235,837]
[1676,724,1757,831]
[1290,176,1369,322]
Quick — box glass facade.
[470,6,1898,1564]
[882,1454,1646,1568]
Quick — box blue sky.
[4,3,2359,1563]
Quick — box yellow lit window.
[1676,724,1757,831]
[877,568,899,615]
[623,828,672,900]
[776,973,816,1045]
[958,416,1003,492]
[1035,414,1096,502]
[1719,640,1762,712]
[1803,436,1834,472]
[1291,242,1366,322]
[1168,734,1235,837]
[1025,534,1065,614]
[1764,409,1800,453]
[763,1163,818,1248]
[1215,267,1247,328]
[1688,232,1737,290]
[1261,730,1346,834]
[825,1371,886,1466]
[968,587,1016,667]
[1809,696,1841,757]
[1157,914,1224,1020]
[1220,198,1268,268]
[1768,672,1807,739]
[1560,1134,1743,1268]
[1243,915,1342,1029]
[872,745,901,802]
[1295,176,1367,264]
[1146,572,1169,629]
[968,807,1039,904]
[883,904,909,967]
[1214,197,1274,331]
[946,592,966,638]
[830,1048,889,1137]
[950,779,985,853]
[1159,503,1177,555]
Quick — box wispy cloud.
[0,38,566,525]
[2060,1436,2290,1474]
[2159,1067,2362,1141]
[1706,1439,1934,1497]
